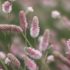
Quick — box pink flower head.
[7,53,20,68]
[30,16,40,38]
[5,58,11,65]
[39,29,50,51]
[19,11,28,30]
[22,55,38,70]
[67,39,70,50]
[2,1,12,13]
[24,47,42,59]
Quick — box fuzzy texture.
[51,10,60,19]
[22,55,38,70]
[5,58,11,65]
[39,29,50,51]
[19,11,28,30]
[0,52,6,60]
[67,39,70,50]
[30,16,40,38]
[25,47,42,59]
[0,24,23,33]
[7,53,20,68]
[2,1,12,13]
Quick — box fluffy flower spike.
[2,1,12,13]
[19,11,28,30]
[39,29,50,51]
[7,53,20,68]
[51,10,60,19]
[22,55,38,70]
[24,47,42,59]
[67,39,70,50]
[30,16,40,38]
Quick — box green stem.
[22,33,33,48]
[40,59,48,70]
[11,66,15,70]
[25,30,27,46]
[0,59,8,70]
[34,38,36,49]
[45,51,48,61]
[20,66,24,70]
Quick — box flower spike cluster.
[24,47,42,59]
[39,29,50,51]
[0,24,23,33]
[22,55,38,70]
[30,16,40,38]
[2,1,12,13]
[7,53,20,68]
[19,11,28,30]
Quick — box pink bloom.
[19,11,28,30]
[5,58,11,65]
[25,47,42,59]
[30,16,40,38]
[7,53,20,68]
[39,29,50,51]
[67,39,70,50]
[2,1,12,13]
[0,24,23,33]
[22,55,38,70]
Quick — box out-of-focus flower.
[30,16,40,38]
[7,53,20,68]
[27,7,34,12]
[51,10,60,19]
[0,52,6,60]
[38,36,43,43]
[39,29,50,51]
[47,55,54,63]
[19,11,28,30]
[22,55,38,70]
[5,58,11,65]
[24,47,42,59]
[67,39,70,50]
[2,1,12,13]
[65,52,70,60]
[0,24,23,33]
[0,69,3,70]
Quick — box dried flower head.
[67,39,70,50]
[51,10,60,19]
[25,47,42,59]
[0,24,23,33]
[47,55,54,63]
[5,58,11,65]
[30,16,40,38]
[7,53,20,68]
[22,55,38,70]
[0,52,6,60]
[39,29,50,51]
[2,1,12,13]
[19,11,28,30]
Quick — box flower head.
[24,47,42,59]
[19,11,28,30]
[51,10,60,19]
[67,39,70,50]
[2,1,12,13]
[30,16,40,38]
[5,58,11,65]
[27,7,34,12]
[7,53,20,68]
[22,55,38,70]
[39,29,50,51]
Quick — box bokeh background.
[0,0,70,70]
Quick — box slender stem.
[25,30,27,46]
[40,59,48,70]
[11,66,15,70]
[20,66,24,70]
[22,33,33,48]
[0,59,8,70]
[34,38,36,49]
[45,51,48,61]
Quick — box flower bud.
[39,29,50,51]
[24,47,42,59]
[7,53,20,68]
[22,55,38,70]
[19,11,28,30]
[51,10,60,19]
[2,1,12,13]
[30,16,40,38]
